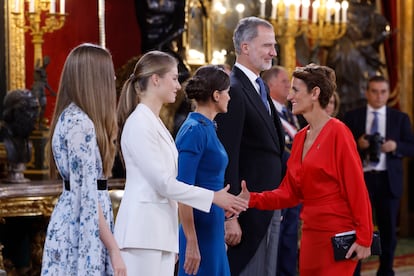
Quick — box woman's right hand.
[109,249,127,276]
[213,184,248,215]
[238,180,250,202]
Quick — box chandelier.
[261,0,349,74]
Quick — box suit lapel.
[141,104,178,168]
[358,107,368,136]
[234,67,282,148]
[386,107,391,137]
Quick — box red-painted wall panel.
[24,0,141,122]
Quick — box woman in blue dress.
[41,44,126,275]
[176,65,231,276]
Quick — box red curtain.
[24,0,141,122]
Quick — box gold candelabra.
[262,0,348,75]
[12,0,67,66]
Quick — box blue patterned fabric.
[176,112,230,276]
[256,77,270,113]
[41,103,114,275]
[371,111,379,134]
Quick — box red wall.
[24,0,141,122]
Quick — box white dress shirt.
[364,105,387,171]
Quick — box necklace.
[305,118,330,146]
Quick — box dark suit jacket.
[215,66,285,274]
[343,106,414,197]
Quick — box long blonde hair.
[48,43,118,178]
[117,50,178,137]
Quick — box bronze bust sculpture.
[0,89,39,183]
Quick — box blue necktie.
[256,77,270,113]
[371,111,379,134]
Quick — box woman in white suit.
[114,51,248,276]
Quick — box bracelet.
[225,215,239,221]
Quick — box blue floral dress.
[41,103,114,275]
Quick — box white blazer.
[114,104,214,253]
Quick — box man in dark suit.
[215,17,285,275]
[344,75,414,276]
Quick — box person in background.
[218,63,232,75]
[41,43,126,275]
[262,65,302,276]
[262,65,302,149]
[344,75,414,276]
[325,91,341,117]
[215,16,285,275]
[176,65,232,276]
[114,51,247,276]
[240,64,373,276]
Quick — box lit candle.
[284,0,291,19]
[60,0,65,14]
[50,0,56,14]
[29,0,35,13]
[301,0,310,20]
[259,0,266,18]
[325,0,334,23]
[334,2,340,23]
[341,1,348,23]
[294,1,300,20]
[312,1,319,23]
[14,0,19,13]
[271,0,279,20]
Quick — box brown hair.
[367,75,389,89]
[48,43,118,178]
[117,50,178,136]
[292,63,336,109]
[184,65,230,103]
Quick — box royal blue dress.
[176,112,230,276]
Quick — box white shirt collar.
[234,63,261,92]
[367,104,386,116]
[272,99,284,113]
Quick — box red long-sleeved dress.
[249,118,373,275]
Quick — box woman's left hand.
[346,242,371,260]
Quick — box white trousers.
[120,248,175,276]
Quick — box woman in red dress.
[241,64,373,275]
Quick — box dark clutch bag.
[331,230,381,261]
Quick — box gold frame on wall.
[5,0,25,91]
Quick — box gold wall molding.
[0,196,58,218]
[398,0,414,237]
[6,0,25,90]
[399,1,413,120]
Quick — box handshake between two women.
[213,180,250,217]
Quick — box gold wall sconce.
[12,0,67,66]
